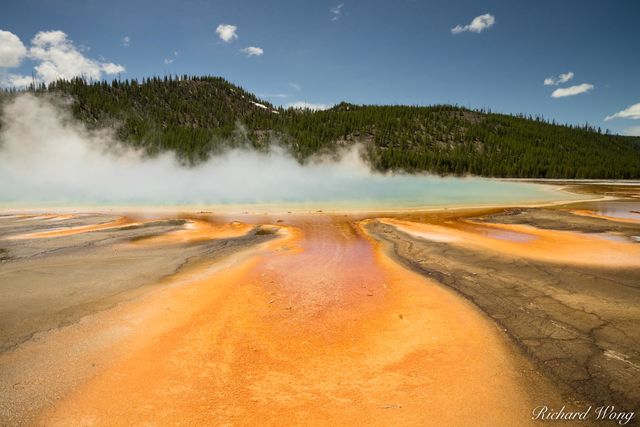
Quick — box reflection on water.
[593,233,632,244]
[477,227,537,243]
[588,201,640,221]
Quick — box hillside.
[2,75,640,179]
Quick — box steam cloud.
[0,95,557,209]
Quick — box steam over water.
[0,95,572,209]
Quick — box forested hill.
[2,75,640,179]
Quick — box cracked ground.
[366,202,640,414]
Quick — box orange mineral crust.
[6,216,135,239]
[44,216,560,426]
[380,217,640,267]
[129,218,255,246]
[570,209,640,224]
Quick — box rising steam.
[0,94,562,209]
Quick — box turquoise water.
[0,176,581,211]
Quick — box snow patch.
[250,101,268,110]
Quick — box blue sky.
[1,0,639,135]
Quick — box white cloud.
[121,36,130,47]
[558,72,574,84]
[550,83,594,98]
[163,50,179,65]
[543,71,574,86]
[330,3,344,21]
[25,30,125,84]
[1,30,125,88]
[604,103,640,121]
[32,30,66,46]
[241,46,263,57]
[260,93,289,99]
[101,63,125,74]
[2,73,33,87]
[0,30,27,68]
[216,24,238,43]
[451,13,495,34]
[287,101,331,111]
[289,82,301,92]
[621,126,640,136]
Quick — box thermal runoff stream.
[5,213,560,426]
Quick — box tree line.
[1,75,639,179]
